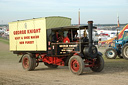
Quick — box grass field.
[0,37,9,44]
[0,38,19,64]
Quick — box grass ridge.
[0,37,9,44]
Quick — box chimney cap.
[88,21,93,24]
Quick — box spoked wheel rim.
[23,57,29,69]
[107,50,115,58]
[90,56,104,72]
[70,59,80,72]
[124,46,128,58]
[94,59,100,69]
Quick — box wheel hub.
[107,50,115,58]
[71,59,80,72]
[74,64,77,67]
[109,52,113,55]
[23,57,29,69]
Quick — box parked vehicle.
[9,16,104,75]
[105,29,128,59]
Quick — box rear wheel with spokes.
[22,54,36,71]
[90,55,104,72]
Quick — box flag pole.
[78,8,80,25]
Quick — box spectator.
[82,31,88,42]
[52,31,61,43]
[67,30,72,41]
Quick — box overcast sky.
[0,0,128,24]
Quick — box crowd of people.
[0,32,9,39]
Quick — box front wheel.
[90,55,104,72]
[68,55,84,75]
[122,43,128,60]
[105,47,117,59]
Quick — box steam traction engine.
[10,17,104,75]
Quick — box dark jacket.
[52,34,61,43]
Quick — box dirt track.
[0,42,128,85]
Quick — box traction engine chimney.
[88,21,93,48]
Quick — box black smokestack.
[83,21,98,58]
[88,21,93,48]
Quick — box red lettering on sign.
[31,35,39,39]
[27,28,41,34]
[15,37,20,40]
[13,30,26,35]
[13,28,41,45]
[24,36,30,39]
[25,41,34,44]
[13,28,41,35]
[19,41,24,44]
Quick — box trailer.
[9,16,104,75]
